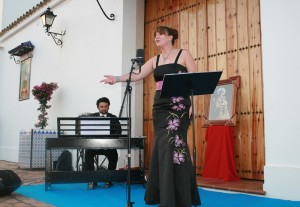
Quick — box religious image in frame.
[203,76,240,127]
[19,58,32,101]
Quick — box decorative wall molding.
[8,41,34,64]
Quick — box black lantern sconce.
[40,7,65,46]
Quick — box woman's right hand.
[100,75,117,85]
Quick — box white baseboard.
[264,164,300,201]
[0,146,19,162]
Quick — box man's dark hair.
[96,97,110,107]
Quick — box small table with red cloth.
[202,126,240,181]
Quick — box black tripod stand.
[119,58,140,207]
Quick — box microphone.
[135,49,144,74]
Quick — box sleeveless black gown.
[144,50,201,207]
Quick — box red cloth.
[202,126,240,181]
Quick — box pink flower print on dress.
[173,151,185,164]
[172,103,186,111]
[167,118,180,130]
[174,135,186,147]
[171,96,184,103]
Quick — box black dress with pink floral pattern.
[144,49,201,207]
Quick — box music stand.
[160,71,222,207]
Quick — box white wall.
[118,0,144,166]
[0,0,144,166]
[0,0,3,29]
[261,0,300,201]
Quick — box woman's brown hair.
[154,26,178,45]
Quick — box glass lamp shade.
[40,8,57,30]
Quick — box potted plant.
[18,82,60,169]
[31,82,58,129]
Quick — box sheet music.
[80,119,110,135]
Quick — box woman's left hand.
[189,108,193,118]
[100,75,116,85]
[189,108,197,119]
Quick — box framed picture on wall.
[19,57,32,101]
[202,76,240,127]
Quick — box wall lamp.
[40,7,65,46]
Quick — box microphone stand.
[119,58,137,207]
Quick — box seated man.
[85,97,121,189]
